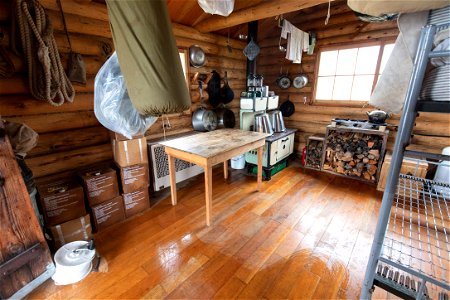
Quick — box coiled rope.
[12,0,74,106]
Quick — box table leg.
[257,145,263,191]
[205,166,212,226]
[223,160,228,180]
[168,154,177,205]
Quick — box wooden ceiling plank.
[194,0,333,33]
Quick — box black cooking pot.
[214,107,235,129]
[367,110,390,124]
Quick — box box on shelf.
[377,154,428,192]
[79,167,119,206]
[91,196,125,231]
[36,179,86,226]
[118,163,149,194]
[45,214,93,250]
[112,137,148,167]
[123,188,150,218]
[109,131,144,141]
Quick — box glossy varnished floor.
[28,162,389,299]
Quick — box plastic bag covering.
[106,0,191,116]
[94,52,157,139]
[198,0,234,17]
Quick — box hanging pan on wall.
[276,66,291,89]
[192,81,217,131]
[292,65,308,89]
[189,45,206,68]
[279,95,295,117]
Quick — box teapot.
[367,110,390,124]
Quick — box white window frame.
[314,41,394,104]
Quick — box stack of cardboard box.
[80,166,125,231]
[111,132,150,218]
[37,178,93,249]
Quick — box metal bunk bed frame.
[361,21,450,300]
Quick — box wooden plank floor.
[27,162,390,299]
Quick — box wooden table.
[160,129,269,226]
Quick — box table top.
[160,129,269,158]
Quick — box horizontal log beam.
[0,93,94,116]
[28,126,110,157]
[0,76,96,95]
[172,23,246,50]
[195,0,332,33]
[26,143,112,178]
[4,111,99,133]
[39,0,109,22]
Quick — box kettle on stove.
[367,110,390,124]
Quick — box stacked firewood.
[306,139,323,169]
[323,131,382,182]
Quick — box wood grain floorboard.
[26,162,389,299]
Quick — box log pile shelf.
[320,125,389,184]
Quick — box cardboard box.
[45,214,93,250]
[119,163,149,193]
[91,196,125,231]
[109,131,144,141]
[37,179,86,226]
[80,167,119,207]
[123,188,150,218]
[112,137,148,167]
[378,154,428,193]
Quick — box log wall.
[258,1,450,155]
[0,0,247,178]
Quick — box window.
[178,49,189,88]
[315,43,394,102]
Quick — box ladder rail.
[360,25,437,299]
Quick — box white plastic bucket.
[231,155,245,169]
[433,146,450,197]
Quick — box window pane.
[336,49,358,75]
[332,76,353,100]
[379,43,395,74]
[355,46,380,74]
[318,51,338,76]
[316,76,335,100]
[351,75,375,100]
[179,52,187,78]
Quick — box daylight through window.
[315,43,394,101]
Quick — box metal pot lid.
[189,45,206,68]
[278,76,291,89]
[293,75,308,89]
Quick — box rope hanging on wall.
[12,0,74,106]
